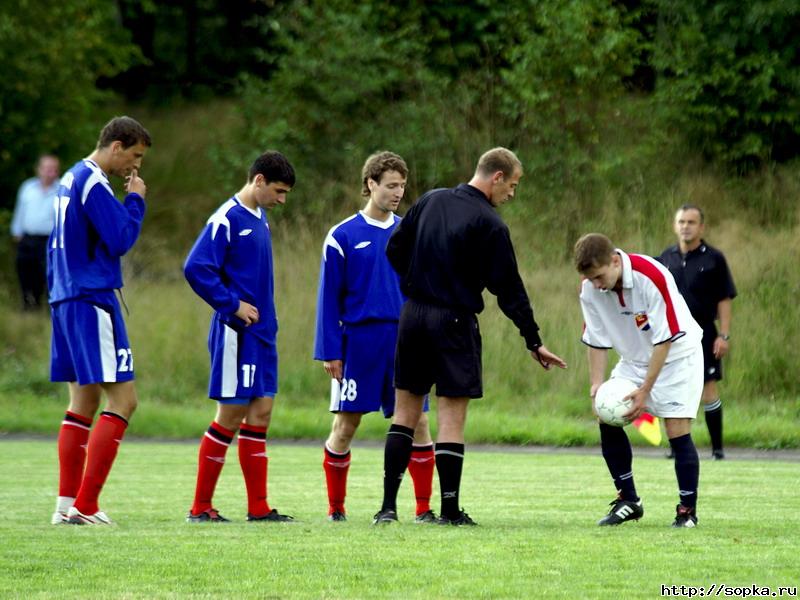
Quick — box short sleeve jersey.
[313,211,404,361]
[47,159,146,304]
[580,250,702,364]
[657,241,737,327]
[184,196,277,345]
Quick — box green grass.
[1,440,798,599]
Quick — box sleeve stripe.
[81,170,113,206]
[629,254,680,335]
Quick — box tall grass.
[0,100,798,446]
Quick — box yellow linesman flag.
[632,412,662,446]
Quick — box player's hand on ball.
[622,388,648,420]
[531,346,567,370]
[125,168,147,197]
[235,300,259,326]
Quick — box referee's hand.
[531,346,567,370]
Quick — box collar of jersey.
[233,194,262,219]
[359,210,395,229]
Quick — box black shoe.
[372,509,398,525]
[597,497,643,526]
[437,510,477,526]
[711,449,725,460]
[328,511,347,522]
[247,508,294,522]
[665,449,675,459]
[672,504,698,528]
[414,510,438,524]
[186,508,230,523]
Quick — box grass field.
[1,440,798,599]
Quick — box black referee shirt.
[657,241,737,326]
[386,183,542,350]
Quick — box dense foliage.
[2,0,799,211]
[0,0,141,207]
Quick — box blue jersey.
[313,211,404,361]
[47,159,146,304]
[184,196,278,346]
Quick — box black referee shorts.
[393,299,482,399]
[701,324,723,382]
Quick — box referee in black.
[373,147,567,526]
[658,204,737,460]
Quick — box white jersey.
[580,249,702,365]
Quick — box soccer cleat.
[597,497,643,526]
[186,508,230,523]
[51,511,69,525]
[247,509,295,522]
[372,509,398,525]
[711,449,725,460]
[437,510,477,526]
[414,510,438,524]
[328,511,347,522]
[67,506,113,525]
[672,504,698,528]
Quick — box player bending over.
[575,233,704,528]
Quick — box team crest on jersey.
[634,311,650,331]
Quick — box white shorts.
[611,342,703,419]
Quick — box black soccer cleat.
[437,510,477,526]
[672,504,698,528]
[247,508,295,522]
[711,449,725,460]
[186,508,230,523]
[414,510,438,524]
[372,509,398,525]
[597,497,643,526]
[328,511,347,522]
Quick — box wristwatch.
[719,333,730,341]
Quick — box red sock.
[238,424,271,517]
[323,445,351,515]
[57,411,93,499]
[190,421,235,515]
[408,444,435,515]
[73,412,128,515]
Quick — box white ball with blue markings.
[595,378,638,427]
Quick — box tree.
[0,0,142,210]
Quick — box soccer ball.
[594,378,638,427]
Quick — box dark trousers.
[16,235,49,309]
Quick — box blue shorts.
[208,316,277,401]
[330,321,428,417]
[50,295,134,385]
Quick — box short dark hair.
[97,116,152,149]
[361,151,408,197]
[574,233,616,273]
[476,147,522,178]
[249,151,295,186]
[677,203,705,223]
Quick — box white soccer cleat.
[51,511,69,525]
[67,506,114,525]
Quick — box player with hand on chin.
[575,233,704,528]
[49,116,151,525]
[314,151,436,523]
[184,151,296,523]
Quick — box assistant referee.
[373,147,567,526]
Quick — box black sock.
[599,423,638,502]
[704,399,723,452]
[670,433,699,508]
[381,424,415,512]
[435,442,465,519]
